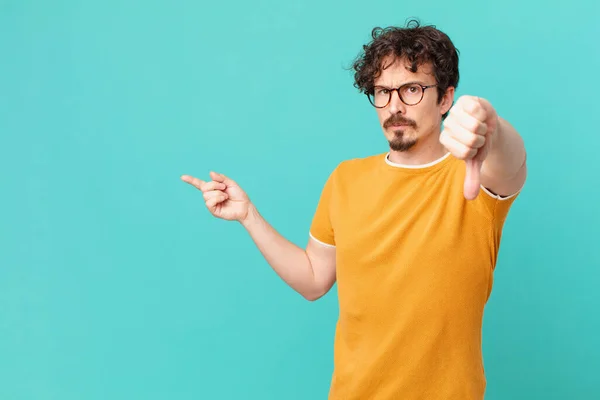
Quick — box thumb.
[464,159,482,200]
[210,171,237,187]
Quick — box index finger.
[181,175,206,191]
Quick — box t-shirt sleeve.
[475,183,523,230]
[308,167,338,247]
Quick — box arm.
[480,116,527,197]
[181,170,337,301]
[241,204,337,301]
[440,96,528,199]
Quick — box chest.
[329,176,495,302]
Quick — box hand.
[181,171,251,222]
[440,95,498,200]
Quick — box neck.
[387,138,448,166]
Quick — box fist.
[181,171,250,221]
[440,95,498,200]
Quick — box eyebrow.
[374,81,426,89]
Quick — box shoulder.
[445,156,523,223]
[333,152,385,177]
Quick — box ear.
[440,86,455,116]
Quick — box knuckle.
[467,134,480,147]
[446,109,458,122]
[468,120,480,133]
[480,122,488,134]
[442,120,453,131]
[439,133,449,146]
[464,100,479,115]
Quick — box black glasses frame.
[367,83,438,108]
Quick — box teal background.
[1,0,599,399]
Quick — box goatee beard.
[389,131,417,152]
[384,114,417,152]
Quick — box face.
[373,56,454,152]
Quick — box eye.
[376,88,389,95]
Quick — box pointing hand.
[181,171,251,222]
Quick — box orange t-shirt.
[309,152,521,400]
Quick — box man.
[181,20,527,400]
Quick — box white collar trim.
[384,151,451,169]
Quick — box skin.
[373,55,527,199]
[373,56,454,166]
[180,55,527,299]
[180,171,336,301]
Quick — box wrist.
[240,203,259,229]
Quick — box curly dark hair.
[351,19,460,118]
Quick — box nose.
[388,89,406,115]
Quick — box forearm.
[240,204,320,299]
[482,117,527,180]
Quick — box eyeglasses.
[367,83,438,108]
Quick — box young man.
[182,20,527,400]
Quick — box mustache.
[383,115,416,128]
